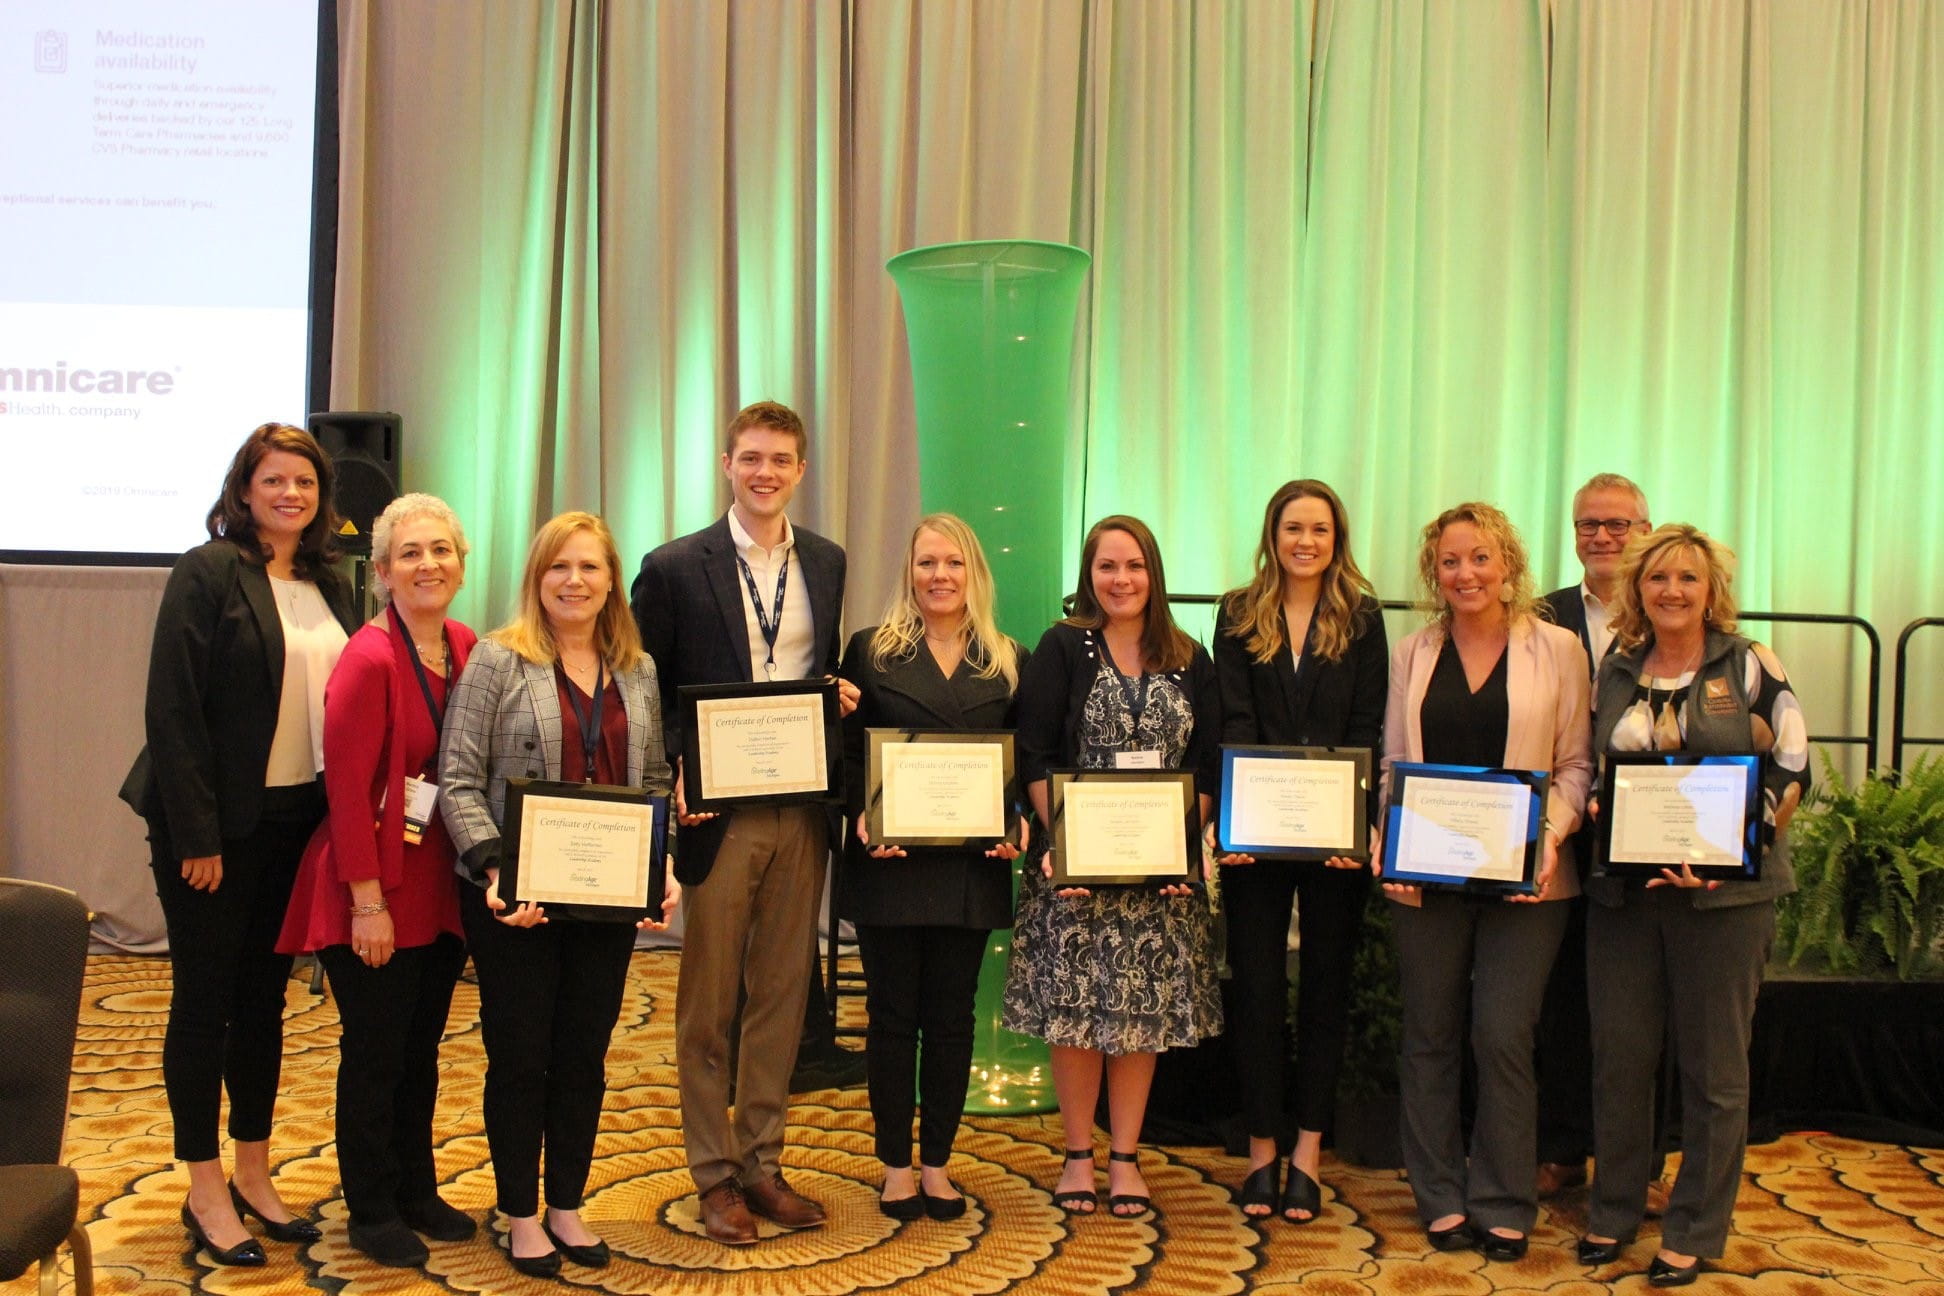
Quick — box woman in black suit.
[125,423,357,1265]
[839,513,1026,1221]
[1212,479,1387,1223]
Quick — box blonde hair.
[1415,501,1537,629]
[1609,524,1740,653]
[493,511,645,672]
[1063,515,1196,673]
[869,513,1019,687]
[370,493,469,606]
[1220,479,1375,664]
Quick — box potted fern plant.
[1776,753,1944,981]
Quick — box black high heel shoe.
[1105,1151,1152,1218]
[181,1202,266,1267]
[1427,1218,1476,1251]
[1578,1237,1625,1265]
[1479,1230,1528,1262]
[229,1181,322,1244]
[1647,1254,1703,1287]
[1053,1148,1098,1215]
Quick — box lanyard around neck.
[388,603,446,742]
[736,548,789,678]
[562,657,606,782]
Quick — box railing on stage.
[1172,595,1885,772]
[1892,618,1944,772]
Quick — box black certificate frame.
[865,728,1019,849]
[1217,744,1372,861]
[1380,762,1549,896]
[1595,751,1764,881]
[501,777,668,923]
[1048,768,1200,888]
[677,679,842,812]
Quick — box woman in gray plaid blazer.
[438,511,676,1278]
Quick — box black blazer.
[836,627,1026,930]
[630,515,847,884]
[1542,583,1604,681]
[1015,621,1222,800]
[1211,594,1388,822]
[122,540,357,857]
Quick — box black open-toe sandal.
[1280,1163,1322,1223]
[1053,1147,1098,1215]
[1106,1151,1152,1218]
[1237,1161,1279,1218]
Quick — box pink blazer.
[1379,616,1593,903]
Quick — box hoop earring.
[1704,606,1714,623]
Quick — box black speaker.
[308,410,402,555]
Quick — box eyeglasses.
[1574,518,1646,538]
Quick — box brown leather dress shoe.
[698,1177,758,1246]
[743,1173,826,1230]
[1537,1161,1589,1198]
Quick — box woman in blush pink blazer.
[1377,502,1591,1263]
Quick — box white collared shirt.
[1581,580,1617,667]
[726,509,816,681]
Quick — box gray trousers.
[1587,889,1773,1258]
[677,803,828,1192]
[1392,893,1569,1234]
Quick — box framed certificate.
[1596,752,1763,880]
[678,680,842,811]
[501,778,669,923]
[1380,762,1549,896]
[865,729,1018,848]
[1218,744,1371,860]
[1048,769,1199,887]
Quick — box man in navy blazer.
[1536,473,1651,1200]
[630,401,859,1246]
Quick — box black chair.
[0,878,94,1295]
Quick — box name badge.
[402,776,440,845]
[1114,749,1163,770]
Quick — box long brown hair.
[1220,479,1375,663]
[1062,515,1195,673]
[494,511,645,672]
[206,422,343,584]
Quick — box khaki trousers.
[677,803,827,1191]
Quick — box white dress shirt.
[727,509,816,681]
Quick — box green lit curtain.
[330,0,1944,766]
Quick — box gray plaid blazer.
[438,638,672,877]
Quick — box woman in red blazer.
[279,494,478,1268]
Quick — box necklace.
[1644,641,1702,750]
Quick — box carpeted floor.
[16,952,1944,1295]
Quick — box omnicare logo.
[0,360,177,395]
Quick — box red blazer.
[278,617,477,954]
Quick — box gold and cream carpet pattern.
[19,952,1944,1294]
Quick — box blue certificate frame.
[1380,762,1549,896]
[1595,752,1763,881]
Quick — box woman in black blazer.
[124,423,357,1265]
[1212,479,1387,1224]
[838,513,1026,1222]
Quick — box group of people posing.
[126,405,1807,1289]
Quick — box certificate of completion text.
[1610,764,1746,869]
[695,692,828,799]
[881,742,1007,839]
[1230,756,1356,850]
[516,795,657,906]
[1062,782,1187,879]
[1394,776,1530,883]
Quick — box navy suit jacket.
[1543,583,1602,681]
[630,515,847,883]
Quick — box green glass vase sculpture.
[888,239,1091,1114]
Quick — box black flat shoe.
[181,1202,266,1267]
[1479,1230,1528,1262]
[1106,1151,1152,1218]
[1648,1255,1703,1287]
[506,1244,562,1278]
[398,1194,477,1242]
[347,1217,429,1268]
[1578,1237,1624,1265]
[921,1181,968,1222]
[1428,1219,1475,1251]
[1053,1147,1098,1215]
[1236,1161,1279,1219]
[542,1221,610,1268]
[878,1186,925,1222]
[1279,1163,1322,1224]
[229,1181,322,1244]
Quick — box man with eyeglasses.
[1535,473,1655,1203]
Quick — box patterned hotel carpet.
[16,952,1944,1295]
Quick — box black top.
[837,627,1027,930]
[1419,637,1509,768]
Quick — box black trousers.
[855,924,989,1167]
[460,884,635,1216]
[318,934,467,1224]
[147,784,320,1163]
[1534,894,1594,1165]
[1222,859,1368,1139]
